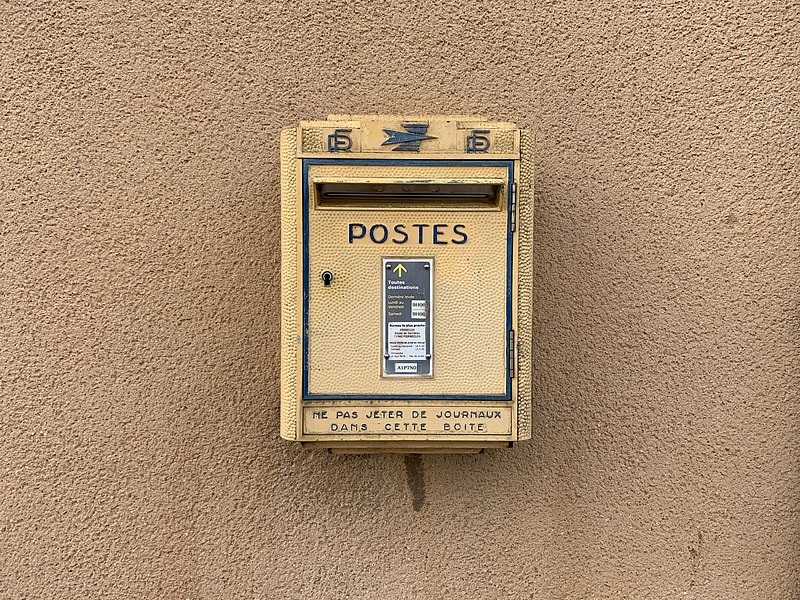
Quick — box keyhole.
[321,271,333,286]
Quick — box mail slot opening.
[315,182,502,210]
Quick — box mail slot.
[280,115,532,453]
[316,182,502,208]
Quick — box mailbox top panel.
[294,115,520,158]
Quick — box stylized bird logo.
[382,123,436,152]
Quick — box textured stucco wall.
[2,1,798,598]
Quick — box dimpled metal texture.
[301,128,324,153]
[279,128,299,439]
[517,130,534,439]
[306,164,511,397]
[492,130,517,154]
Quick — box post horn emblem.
[382,123,436,152]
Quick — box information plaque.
[382,258,433,377]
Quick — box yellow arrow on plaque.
[392,263,407,277]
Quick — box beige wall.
[2,1,797,598]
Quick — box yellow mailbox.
[280,115,532,453]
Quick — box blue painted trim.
[301,158,514,402]
[302,165,310,396]
[304,158,510,167]
[505,161,514,400]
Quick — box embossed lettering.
[412,224,429,244]
[348,223,366,243]
[347,223,469,244]
[370,224,389,243]
[451,224,468,244]
[392,224,408,244]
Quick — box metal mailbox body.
[280,115,532,453]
